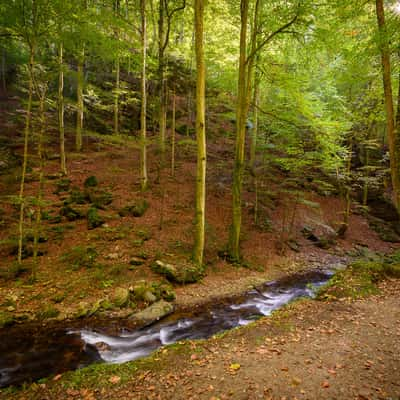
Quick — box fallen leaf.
[229,363,241,371]
[109,375,121,384]
[321,381,330,388]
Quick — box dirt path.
[4,279,399,400]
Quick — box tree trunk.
[228,0,253,262]
[58,42,67,175]
[114,56,120,135]
[1,47,5,92]
[18,46,35,264]
[140,0,148,191]
[193,0,206,267]
[33,85,46,281]
[158,0,167,159]
[76,48,84,152]
[249,68,259,172]
[375,0,400,209]
[171,87,176,176]
[114,0,120,136]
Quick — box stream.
[0,264,344,388]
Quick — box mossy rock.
[119,200,149,218]
[130,300,174,326]
[60,205,85,221]
[75,302,91,318]
[70,186,88,204]
[111,287,130,307]
[84,175,98,188]
[86,189,113,209]
[87,207,105,230]
[151,260,204,284]
[54,178,71,194]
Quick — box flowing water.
[0,266,343,388]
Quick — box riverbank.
[2,258,400,399]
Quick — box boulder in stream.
[130,300,174,326]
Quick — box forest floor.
[1,89,400,398]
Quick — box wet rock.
[130,300,174,326]
[95,341,111,352]
[111,287,130,308]
[151,260,204,284]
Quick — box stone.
[118,200,149,218]
[143,290,157,303]
[111,287,130,308]
[129,257,145,266]
[151,260,204,284]
[130,300,174,326]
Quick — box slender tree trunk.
[228,0,254,262]
[76,48,84,152]
[249,68,259,172]
[397,49,400,129]
[18,46,35,264]
[1,47,5,92]
[33,86,46,281]
[58,42,67,175]
[375,0,400,209]
[193,0,206,267]
[158,0,167,159]
[114,56,120,135]
[171,87,176,176]
[114,0,120,135]
[140,0,148,191]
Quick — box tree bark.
[228,0,255,262]
[171,87,176,176]
[140,0,148,191]
[76,48,84,152]
[1,47,5,92]
[193,0,206,267]
[249,67,260,172]
[114,0,120,136]
[375,0,400,209]
[58,42,67,175]
[158,0,167,159]
[18,45,35,264]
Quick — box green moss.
[36,305,60,320]
[61,246,98,269]
[317,260,400,301]
[84,175,98,188]
[118,200,149,217]
[54,178,71,194]
[60,205,85,221]
[87,207,104,229]
[0,311,14,328]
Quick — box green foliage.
[61,246,98,269]
[84,176,98,188]
[119,200,149,218]
[87,207,104,229]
